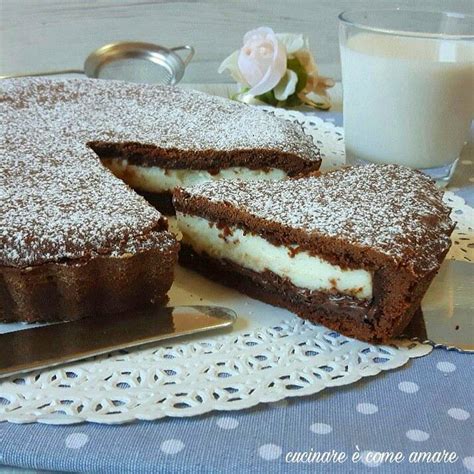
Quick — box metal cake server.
[0,305,236,378]
[403,260,473,352]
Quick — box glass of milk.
[339,10,473,185]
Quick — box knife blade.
[0,305,236,378]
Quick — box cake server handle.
[0,305,236,379]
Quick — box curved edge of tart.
[0,232,179,323]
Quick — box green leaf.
[287,57,307,94]
[256,89,278,106]
[285,93,303,107]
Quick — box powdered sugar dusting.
[1,79,172,267]
[183,165,453,273]
[2,77,318,155]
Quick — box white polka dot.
[406,429,430,442]
[398,381,419,393]
[469,177,474,183]
[65,433,89,449]
[448,408,470,421]
[361,450,383,467]
[216,416,239,430]
[160,439,184,455]
[356,403,378,415]
[258,444,282,460]
[436,361,456,373]
[463,456,474,472]
[310,422,332,434]
[461,160,473,165]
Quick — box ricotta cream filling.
[104,158,287,193]
[176,213,373,300]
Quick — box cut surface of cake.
[173,165,454,343]
[1,78,320,215]
[1,78,179,323]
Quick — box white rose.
[237,27,287,96]
[219,28,334,109]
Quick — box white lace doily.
[0,321,431,424]
[0,108,472,425]
[444,192,473,263]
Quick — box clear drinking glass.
[339,10,474,185]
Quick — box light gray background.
[1,0,472,81]
[0,3,472,472]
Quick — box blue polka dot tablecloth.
[0,349,472,473]
[1,113,473,474]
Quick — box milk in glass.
[341,33,474,169]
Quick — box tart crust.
[1,232,179,323]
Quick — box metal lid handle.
[170,45,195,66]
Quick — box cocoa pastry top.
[1,135,174,266]
[1,77,319,166]
[174,164,454,275]
[1,78,184,268]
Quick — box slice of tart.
[173,164,454,343]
